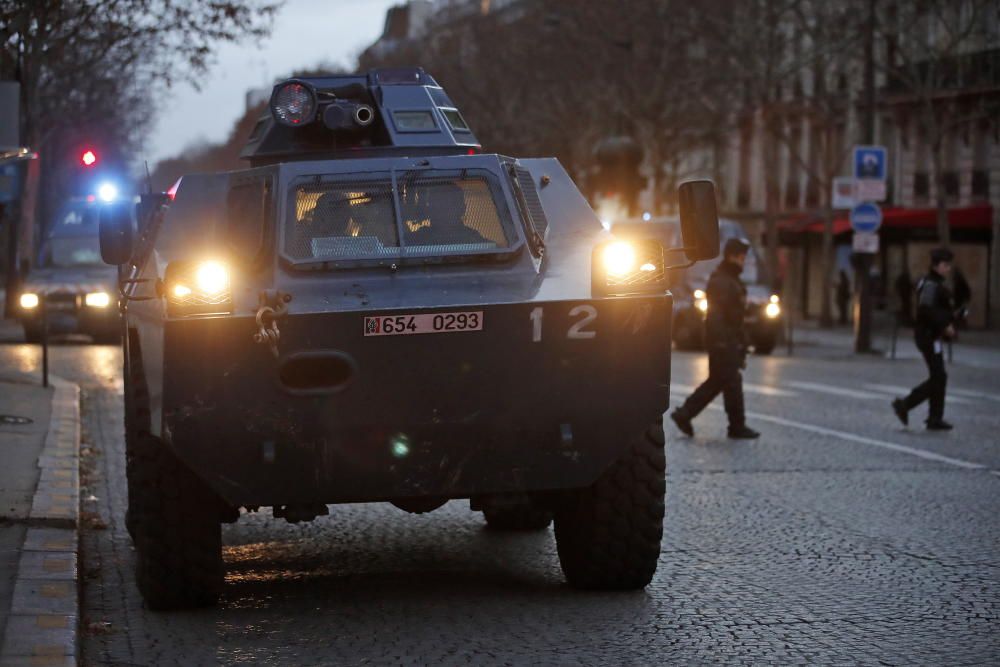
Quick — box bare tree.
[0,0,279,255]
[876,0,999,247]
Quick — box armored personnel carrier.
[99,68,719,609]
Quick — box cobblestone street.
[2,341,996,665]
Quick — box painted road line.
[864,384,976,405]
[743,383,798,397]
[667,390,989,472]
[671,382,798,398]
[949,387,1000,402]
[786,381,886,400]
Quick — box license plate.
[364,311,483,336]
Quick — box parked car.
[17,197,119,343]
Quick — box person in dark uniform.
[893,248,955,431]
[671,238,760,440]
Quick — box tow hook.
[253,290,291,358]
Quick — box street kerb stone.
[28,379,80,529]
[0,614,77,660]
[21,528,77,553]
[2,377,81,666]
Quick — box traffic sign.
[853,145,886,181]
[850,202,882,233]
[832,177,856,209]
[855,179,886,202]
[852,231,879,254]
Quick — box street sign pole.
[850,202,882,354]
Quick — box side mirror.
[99,201,134,265]
[678,180,720,262]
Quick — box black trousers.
[903,339,947,421]
[677,345,745,429]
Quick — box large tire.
[554,422,665,590]
[123,331,150,542]
[131,433,224,610]
[22,324,42,344]
[753,334,777,355]
[483,504,553,531]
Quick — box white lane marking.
[669,389,988,472]
[864,384,976,405]
[671,382,798,398]
[786,381,886,400]
[949,387,1000,402]
[743,383,798,397]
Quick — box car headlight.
[765,302,781,318]
[592,239,666,296]
[696,297,708,312]
[603,241,637,277]
[165,260,232,316]
[693,289,706,300]
[85,291,111,308]
[20,293,39,309]
[769,294,780,304]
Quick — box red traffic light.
[81,150,98,167]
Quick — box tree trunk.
[928,120,951,247]
[762,116,781,290]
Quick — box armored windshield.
[284,169,515,264]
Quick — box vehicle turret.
[240,68,480,166]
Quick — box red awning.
[782,204,993,235]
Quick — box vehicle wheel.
[130,432,223,610]
[22,324,42,344]
[753,336,776,355]
[93,331,121,345]
[554,422,665,590]
[483,504,553,530]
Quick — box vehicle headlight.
[592,239,667,296]
[85,291,111,308]
[194,261,229,296]
[765,302,781,318]
[165,260,232,316]
[693,289,706,300]
[603,241,636,277]
[20,293,39,309]
[696,297,708,312]
[769,294,780,304]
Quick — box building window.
[971,170,989,200]
[914,172,930,200]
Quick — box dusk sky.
[142,0,399,166]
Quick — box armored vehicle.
[99,68,720,609]
[18,197,119,343]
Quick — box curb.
[1,377,80,667]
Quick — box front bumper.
[19,294,118,337]
[159,297,672,507]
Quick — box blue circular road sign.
[850,202,882,233]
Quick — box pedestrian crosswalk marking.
[786,381,886,400]
[743,383,798,397]
[665,397,989,472]
[948,387,1000,402]
[671,382,799,398]
[864,384,976,405]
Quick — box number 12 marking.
[530,305,597,342]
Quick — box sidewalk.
[785,317,1000,369]
[0,371,81,667]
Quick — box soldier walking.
[671,238,760,440]
[893,248,955,431]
